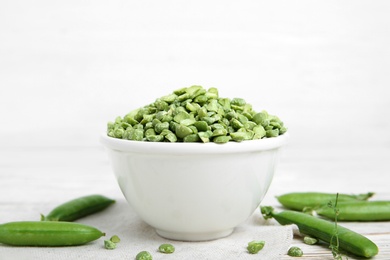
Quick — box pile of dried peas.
[107,85,286,143]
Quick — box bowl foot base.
[155,228,234,241]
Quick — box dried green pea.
[202,116,216,125]
[165,132,177,142]
[144,128,156,137]
[303,236,318,245]
[104,239,116,249]
[266,129,279,137]
[184,134,200,142]
[213,135,231,144]
[206,99,220,112]
[186,102,197,112]
[174,111,190,123]
[194,121,209,131]
[114,128,124,138]
[243,121,257,130]
[253,125,266,139]
[159,243,175,254]
[231,118,244,130]
[230,132,246,142]
[110,235,120,243]
[198,132,211,143]
[212,128,228,137]
[146,135,164,142]
[287,246,303,257]
[175,124,193,139]
[154,122,169,133]
[136,251,153,260]
[129,129,144,141]
[247,240,265,254]
[161,93,177,103]
[181,118,196,126]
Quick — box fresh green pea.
[276,192,374,211]
[261,206,378,258]
[136,251,152,260]
[159,243,175,253]
[287,246,303,257]
[42,194,115,222]
[0,221,104,246]
[316,201,390,221]
[247,240,265,254]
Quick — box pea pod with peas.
[276,192,374,211]
[41,194,115,222]
[261,206,378,258]
[0,221,105,246]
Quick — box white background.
[1,1,390,190]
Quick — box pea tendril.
[329,193,347,260]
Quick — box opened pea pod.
[41,194,115,222]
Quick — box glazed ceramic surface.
[101,133,288,241]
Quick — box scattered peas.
[136,251,153,260]
[247,240,265,254]
[42,194,115,222]
[104,234,120,249]
[107,86,286,143]
[303,236,318,245]
[287,246,303,257]
[159,243,175,254]
[110,235,121,243]
[104,239,116,249]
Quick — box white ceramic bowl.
[101,133,289,241]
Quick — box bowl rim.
[100,132,289,154]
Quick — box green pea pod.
[261,206,378,258]
[316,201,390,221]
[42,194,115,221]
[0,221,105,246]
[276,192,374,211]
